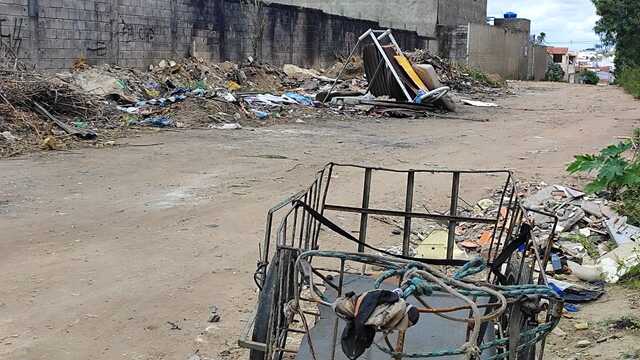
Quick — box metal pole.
[321,30,371,103]
[385,31,404,54]
[403,171,415,256]
[447,172,461,259]
[358,168,373,253]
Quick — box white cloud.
[488,0,600,49]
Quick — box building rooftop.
[547,47,569,55]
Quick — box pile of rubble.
[407,49,507,95]
[524,184,639,286]
[0,58,340,156]
[0,69,121,157]
[1,48,511,157]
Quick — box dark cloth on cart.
[342,290,399,359]
[341,289,421,359]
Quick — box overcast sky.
[487,0,600,49]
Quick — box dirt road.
[1,82,639,360]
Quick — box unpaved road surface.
[2,82,640,360]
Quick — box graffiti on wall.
[119,20,155,43]
[87,40,108,57]
[0,17,24,61]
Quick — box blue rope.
[453,257,487,280]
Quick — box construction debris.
[522,183,640,288]
[406,49,507,95]
[1,37,511,158]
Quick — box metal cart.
[239,163,563,360]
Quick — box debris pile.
[0,69,120,157]
[407,49,507,95]
[523,183,640,287]
[1,40,512,157]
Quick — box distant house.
[547,47,577,82]
[575,50,615,84]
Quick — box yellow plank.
[394,55,427,90]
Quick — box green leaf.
[584,178,608,193]
[601,141,632,157]
[622,163,640,186]
[567,154,602,173]
[599,157,628,182]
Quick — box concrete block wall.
[440,22,548,81]
[437,0,487,27]
[36,0,113,69]
[0,0,428,71]
[259,4,427,68]
[0,0,31,65]
[267,0,437,38]
[466,23,531,80]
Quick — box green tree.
[592,0,640,71]
[535,32,547,45]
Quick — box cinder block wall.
[0,0,427,71]
[466,23,530,80]
[268,0,441,38]
[0,0,31,65]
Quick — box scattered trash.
[210,123,242,130]
[42,136,60,150]
[1,45,512,158]
[576,339,592,348]
[552,327,568,336]
[132,116,175,128]
[476,198,494,211]
[599,242,640,283]
[459,240,480,249]
[167,321,182,330]
[548,278,604,303]
[461,99,499,107]
[574,322,590,331]
[226,80,241,91]
[187,353,202,360]
[252,110,269,120]
[284,92,314,106]
[567,261,603,282]
[564,303,580,313]
[596,334,620,343]
[208,305,221,323]
[416,230,448,259]
[282,64,336,82]
[605,215,640,246]
[1,131,19,142]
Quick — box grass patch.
[619,263,640,289]
[618,67,640,98]
[457,65,505,88]
[616,186,640,226]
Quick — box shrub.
[618,67,640,98]
[567,129,640,198]
[545,63,565,82]
[617,185,640,225]
[580,69,600,85]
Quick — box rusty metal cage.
[240,163,560,360]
